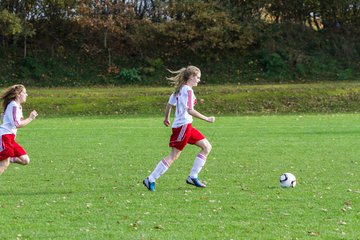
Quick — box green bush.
[146,57,164,70]
[256,50,288,79]
[116,68,142,84]
[337,68,354,80]
[295,63,306,78]
[19,57,45,79]
[141,58,164,77]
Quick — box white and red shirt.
[0,101,23,136]
[168,85,197,128]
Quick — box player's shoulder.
[182,84,192,90]
[7,101,18,108]
[181,85,193,93]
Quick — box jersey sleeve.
[12,105,22,128]
[168,93,176,106]
[186,88,194,110]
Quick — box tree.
[135,0,259,59]
[0,9,22,47]
[77,0,136,66]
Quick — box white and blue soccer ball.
[280,173,297,188]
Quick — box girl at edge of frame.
[143,66,215,191]
[0,84,38,175]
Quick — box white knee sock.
[189,154,206,178]
[148,159,169,182]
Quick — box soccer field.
[0,114,359,239]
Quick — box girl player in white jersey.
[143,66,215,191]
[0,84,38,175]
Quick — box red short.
[0,134,27,161]
[169,124,205,151]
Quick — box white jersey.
[168,85,197,128]
[0,101,23,136]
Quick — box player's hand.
[30,110,38,120]
[207,116,215,123]
[163,119,170,127]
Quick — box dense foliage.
[0,0,359,86]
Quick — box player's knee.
[21,156,30,165]
[205,142,212,152]
[204,141,212,155]
[207,142,212,152]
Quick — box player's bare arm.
[163,103,174,126]
[18,110,38,128]
[188,109,215,123]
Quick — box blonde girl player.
[143,66,215,191]
[0,84,38,175]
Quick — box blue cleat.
[143,177,155,191]
[186,176,206,188]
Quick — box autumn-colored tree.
[132,0,259,60]
[77,0,137,67]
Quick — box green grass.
[10,81,360,117]
[0,114,359,239]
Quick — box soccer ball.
[280,173,297,188]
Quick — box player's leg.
[162,147,182,166]
[195,138,212,158]
[143,148,182,191]
[190,128,212,175]
[0,158,10,175]
[10,141,29,165]
[10,155,30,165]
[186,128,212,187]
[144,124,190,191]
[0,134,14,174]
[149,147,182,182]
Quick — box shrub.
[257,50,288,78]
[337,68,354,80]
[18,57,46,79]
[146,57,164,70]
[116,68,142,84]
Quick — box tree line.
[0,0,359,85]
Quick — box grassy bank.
[14,82,360,117]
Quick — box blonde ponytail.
[0,84,25,111]
[167,66,200,94]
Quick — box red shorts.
[169,124,205,151]
[0,134,27,161]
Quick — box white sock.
[148,159,169,182]
[189,154,206,178]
